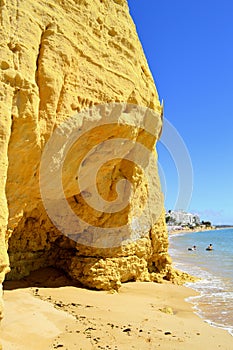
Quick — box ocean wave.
[171,261,233,337]
[169,229,233,336]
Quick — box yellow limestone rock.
[0,0,188,325]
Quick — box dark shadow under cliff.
[3,266,83,290]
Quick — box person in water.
[206,244,213,251]
[188,245,196,251]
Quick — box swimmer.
[188,245,197,251]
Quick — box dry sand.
[1,268,232,349]
[168,227,215,235]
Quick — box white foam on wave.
[169,229,233,336]
[171,261,233,337]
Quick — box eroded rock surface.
[0,0,189,325]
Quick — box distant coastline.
[215,225,233,229]
[168,225,215,235]
[168,225,233,235]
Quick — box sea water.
[169,229,233,336]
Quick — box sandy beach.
[167,226,216,235]
[1,267,232,350]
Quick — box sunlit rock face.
[0,0,184,324]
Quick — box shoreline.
[1,268,233,349]
[169,227,233,338]
[168,226,215,235]
[168,226,233,236]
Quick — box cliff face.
[0,0,178,323]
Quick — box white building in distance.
[166,210,200,226]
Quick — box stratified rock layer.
[0,0,189,324]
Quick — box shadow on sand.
[3,267,83,290]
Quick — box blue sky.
[128,0,233,224]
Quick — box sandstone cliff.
[0,0,187,326]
